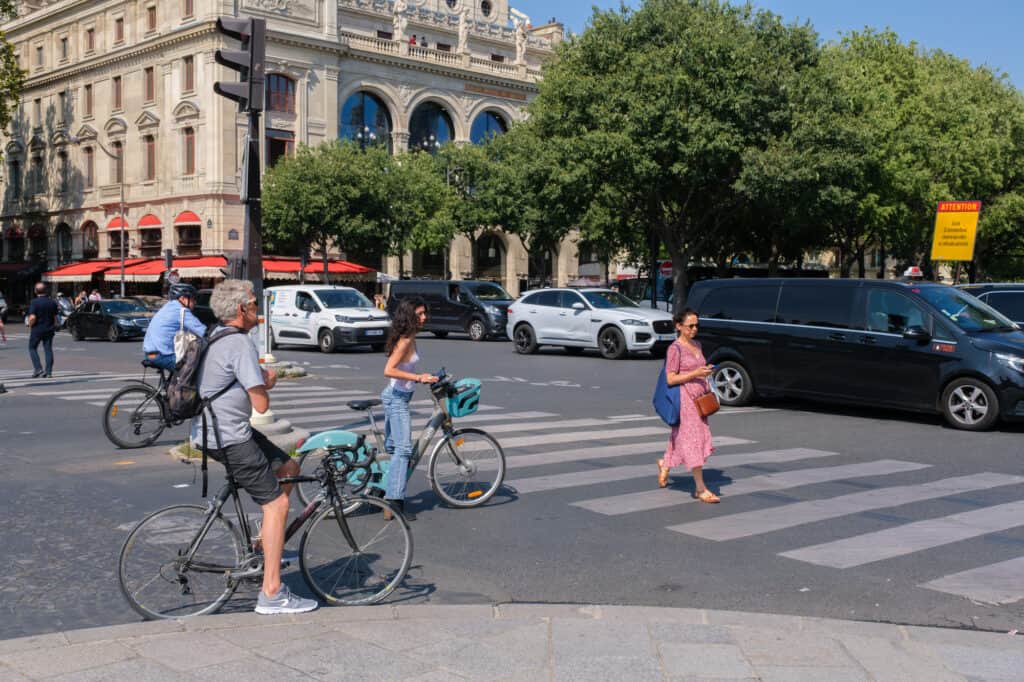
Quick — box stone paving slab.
[0,604,1019,681]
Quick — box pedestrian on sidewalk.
[190,279,316,615]
[27,282,59,379]
[657,307,718,502]
[381,297,438,521]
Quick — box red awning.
[43,258,148,283]
[106,217,129,230]
[103,256,227,282]
[174,211,202,225]
[138,214,162,228]
[262,256,375,283]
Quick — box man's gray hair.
[210,279,254,323]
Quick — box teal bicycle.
[295,369,506,512]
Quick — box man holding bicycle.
[143,283,208,370]
[191,279,317,615]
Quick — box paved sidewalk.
[0,604,1020,681]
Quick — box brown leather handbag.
[694,391,720,418]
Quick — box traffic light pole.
[242,107,263,305]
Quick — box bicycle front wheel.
[428,427,506,507]
[119,505,244,620]
[300,496,412,606]
[103,385,167,449]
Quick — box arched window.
[81,221,98,259]
[476,233,504,279]
[470,111,507,144]
[266,74,296,113]
[28,224,47,262]
[408,102,454,153]
[55,223,73,264]
[339,91,392,150]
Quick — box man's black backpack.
[166,327,241,421]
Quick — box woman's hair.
[673,307,699,325]
[211,279,254,323]
[385,297,427,355]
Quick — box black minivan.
[387,280,514,341]
[687,278,1024,430]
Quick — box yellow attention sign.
[930,201,981,261]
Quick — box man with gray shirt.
[191,279,317,615]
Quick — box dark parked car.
[387,280,514,341]
[687,278,1024,431]
[67,299,154,342]
[193,289,217,328]
[957,283,1024,326]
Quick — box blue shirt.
[143,299,208,355]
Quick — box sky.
[512,0,1023,88]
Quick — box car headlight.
[620,318,648,326]
[995,353,1024,373]
[335,314,353,323]
[486,305,501,316]
[116,319,135,327]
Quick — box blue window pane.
[408,102,454,153]
[340,91,392,150]
[470,111,507,144]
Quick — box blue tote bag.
[652,362,680,426]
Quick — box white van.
[267,285,390,352]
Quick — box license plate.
[366,329,384,336]
[657,334,675,341]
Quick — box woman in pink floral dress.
[657,308,719,502]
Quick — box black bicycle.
[118,435,413,619]
[102,359,181,449]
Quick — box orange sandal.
[657,460,670,488]
[694,489,720,504]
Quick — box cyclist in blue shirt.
[142,283,207,370]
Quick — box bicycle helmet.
[168,283,198,300]
[447,378,482,418]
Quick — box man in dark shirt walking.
[27,282,59,378]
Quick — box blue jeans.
[381,385,415,500]
[147,353,176,371]
[28,331,54,375]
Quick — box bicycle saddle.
[347,399,382,411]
[141,358,162,369]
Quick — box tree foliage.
[0,0,26,131]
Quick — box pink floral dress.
[663,340,714,470]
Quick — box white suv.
[506,288,676,359]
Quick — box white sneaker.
[254,584,318,615]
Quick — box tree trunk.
[671,249,690,316]
[877,239,887,279]
[321,238,329,284]
[648,230,659,309]
[767,242,780,277]
[856,248,866,279]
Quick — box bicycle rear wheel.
[428,427,506,507]
[300,496,412,606]
[119,505,244,620]
[103,385,167,449]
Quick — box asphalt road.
[1,323,1023,639]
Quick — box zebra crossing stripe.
[573,459,925,516]
[920,556,1024,605]
[668,472,1024,541]
[779,499,1024,569]
[514,447,836,495]
[292,410,557,429]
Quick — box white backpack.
[172,307,201,366]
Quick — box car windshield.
[583,290,639,309]
[467,282,513,301]
[101,300,148,314]
[917,287,1017,332]
[315,289,373,309]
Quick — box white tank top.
[389,349,420,391]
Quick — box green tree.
[526,0,820,308]
[0,1,24,131]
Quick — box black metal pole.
[241,108,263,305]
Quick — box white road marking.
[668,472,1024,541]
[779,500,1024,569]
[573,459,924,516]
[921,556,1024,605]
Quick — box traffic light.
[213,17,265,111]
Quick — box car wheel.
[432,331,449,339]
[107,324,120,343]
[941,378,999,431]
[70,323,84,341]
[564,346,584,356]
[318,329,335,353]
[467,319,487,342]
[371,343,385,352]
[711,361,753,406]
[598,327,627,359]
[513,324,538,354]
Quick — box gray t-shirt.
[190,326,265,448]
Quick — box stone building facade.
[0,0,579,301]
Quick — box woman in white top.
[381,297,438,520]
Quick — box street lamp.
[355,125,377,149]
[71,135,126,297]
